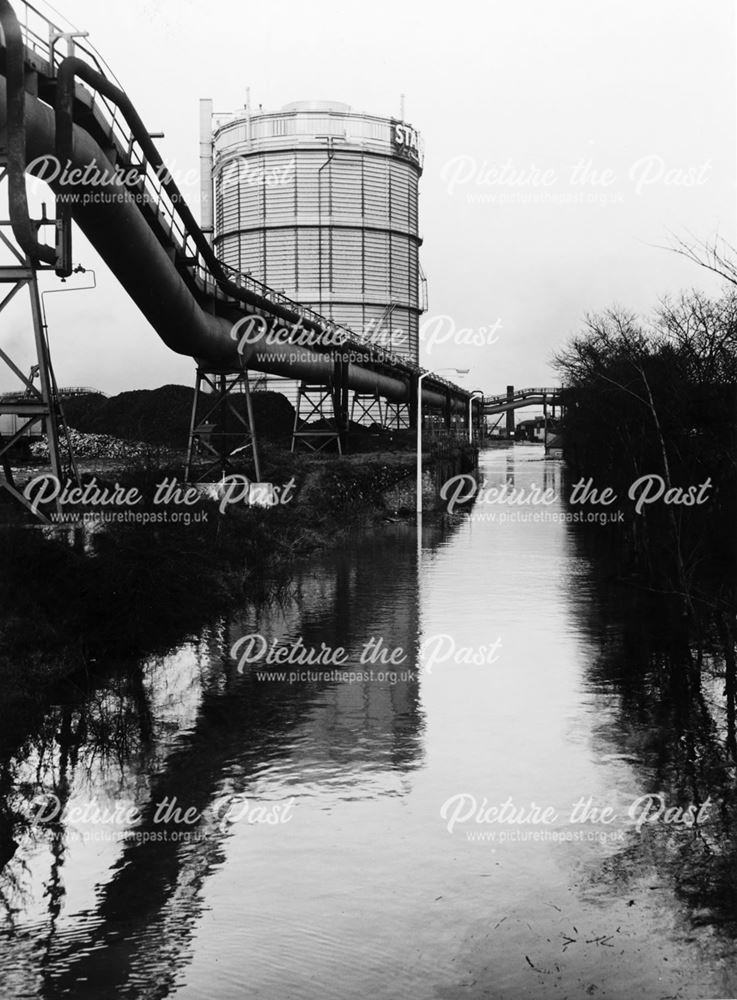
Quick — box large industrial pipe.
[0,0,57,265]
[0,74,463,411]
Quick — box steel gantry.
[0,166,78,520]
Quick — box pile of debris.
[30,427,170,461]
[61,384,295,448]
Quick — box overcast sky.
[5,0,735,396]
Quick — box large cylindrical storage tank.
[211,101,425,364]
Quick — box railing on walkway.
[483,387,561,406]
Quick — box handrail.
[483,386,561,404]
[57,385,107,397]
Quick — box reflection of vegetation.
[0,679,152,921]
[555,289,737,761]
[0,521,429,995]
[556,283,737,934]
[570,525,737,936]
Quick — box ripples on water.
[1,445,736,999]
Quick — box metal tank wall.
[211,101,425,365]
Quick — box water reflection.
[0,447,735,999]
[563,524,737,940]
[0,521,456,999]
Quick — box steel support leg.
[0,224,75,518]
[185,367,261,483]
[291,379,343,454]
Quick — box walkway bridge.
[482,386,563,439]
[482,387,562,414]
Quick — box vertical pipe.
[340,365,349,450]
[506,384,515,438]
[184,368,202,481]
[543,396,548,451]
[416,375,423,515]
[218,373,227,474]
[243,372,262,481]
[28,271,62,513]
[332,358,348,454]
[409,374,418,430]
[199,98,214,243]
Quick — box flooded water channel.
[1,445,736,999]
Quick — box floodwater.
[1,444,736,999]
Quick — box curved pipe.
[0,0,470,412]
[55,55,426,378]
[0,78,466,410]
[0,0,57,264]
[52,55,473,413]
